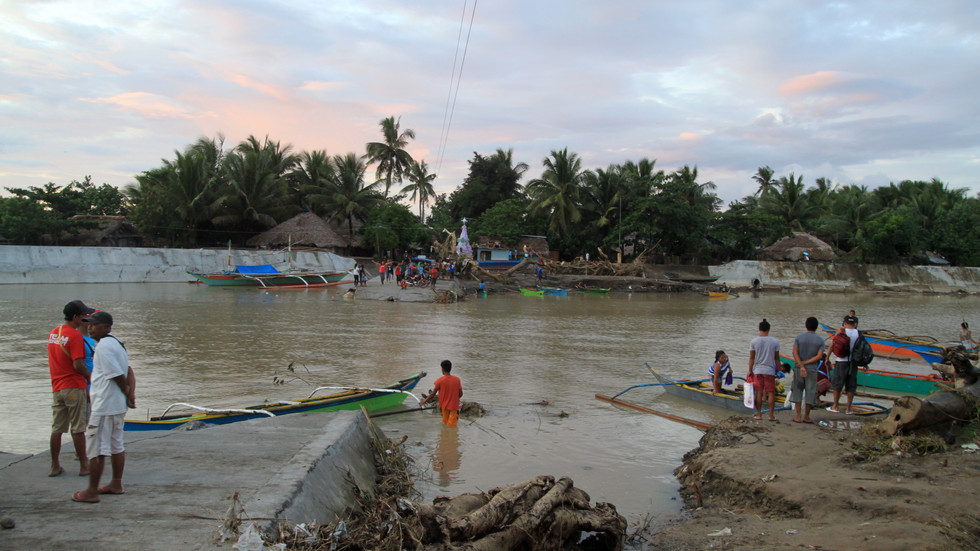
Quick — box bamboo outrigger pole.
[595,394,712,431]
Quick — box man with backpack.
[829,315,860,414]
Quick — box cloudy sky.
[2,0,978,206]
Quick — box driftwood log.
[881,349,980,436]
[409,475,626,550]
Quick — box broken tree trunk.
[882,349,980,436]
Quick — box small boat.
[638,364,887,416]
[663,272,720,284]
[576,286,611,294]
[188,264,348,288]
[779,353,947,395]
[541,287,568,296]
[520,288,544,296]
[708,291,729,299]
[125,372,425,431]
[819,323,946,364]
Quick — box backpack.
[830,331,850,358]
[851,333,874,367]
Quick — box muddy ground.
[644,413,980,551]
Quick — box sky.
[2,0,978,206]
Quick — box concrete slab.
[0,411,378,550]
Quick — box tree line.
[2,116,978,266]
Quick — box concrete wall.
[711,260,980,293]
[0,245,356,284]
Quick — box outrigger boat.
[541,287,568,296]
[125,372,425,431]
[519,288,544,296]
[600,364,888,416]
[663,272,719,284]
[188,264,348,288]
[819,323,949,364]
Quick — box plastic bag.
[743,377,755,408]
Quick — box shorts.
[441,409,459,427]
[790,367,819,406]
[831,361,857,394]
[52,388,89,434]
[86,413,126,458]
[752,374,777,394]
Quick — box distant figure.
[708,350,732,395]
[378,261,386,285]
[420,360,463,427]
[848,309,859,327]
[73,311,134,503]
[352,265,361,286]
[791,317,826,424]
[961,322,978,351]
[802,251,810,262]
[748,319,781,421]
[48,300,96,478]
[477,281,486,294]
[536,266,545,283]
[343,287,356,300]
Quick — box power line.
[436,0,477,175]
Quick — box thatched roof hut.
[246,212,347,250]
[758,232,835,261]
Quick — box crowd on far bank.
[350,255,458,290]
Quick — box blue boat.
[820,323,946,364]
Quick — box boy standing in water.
[421,360,463,427]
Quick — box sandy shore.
[645,412,980,550]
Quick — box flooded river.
[2,283,975,527]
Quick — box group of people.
[47,300,135,503]
[351,263,369,286]
[710,310,868,423]
[374,257,456,288]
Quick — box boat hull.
[778,353,944,395]
[188,271,348,288]
[819,323,945,364]
[125,373,424,431]
[519,288,543,296]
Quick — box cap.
[843,315,858,324]
[64,300,96,319]
[83,311,113,326]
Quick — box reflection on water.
[2,282,976,528]
[433,425,462,487]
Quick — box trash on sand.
[234,523,265,551]
[961,443,979,452]
[707,527,733,537]
[786,529,798,535]
[761,473,778,482]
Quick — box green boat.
[125,372,425,431]
[520,288,544,296]
[578,287,611,294]
[188,264,348,288]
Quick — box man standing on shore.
[791,317,826,423]
[72,311,133,503]
[47,300,95,477]
[748,319,781,421]
[829,315,860,414]
[420,360,463,427]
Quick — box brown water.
[3,283,975,527]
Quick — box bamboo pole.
[595,394,712,431]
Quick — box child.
[421,360,463,427]
[709,350,732,395]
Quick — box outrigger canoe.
[188,264,348,288]
[520,288,544,296]
[577,286,611,294]
[541,287,568,296]
[819,322,947,364]
[124,372,425,431]
[636,364,887,416]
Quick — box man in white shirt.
[72,311,132,503]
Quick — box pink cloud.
[80,92,193,119]
[231,74,289,101]
[778,71,844,95]
[679,132,700,140]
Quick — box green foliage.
[3,176,125,244]
[862,206,924,263]
[0,196,52,243]
[365,116,416,197]
[469,198,535,244]
[362,202,427,257]
[932,200,980,266]
[446,149,528,221]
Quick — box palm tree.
[401,160,437,223]
[526,148,590,239]
[213,135,299,230]
[289,150,335,214]
[753,166,777,197]
[324,153,384,244]
[582,165,621,229]
[490,148,530,192]
[762,173,816,231]
[365,116,416,197]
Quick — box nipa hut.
[246,212,347,251]
[757,231,835,262]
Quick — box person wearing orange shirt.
[421,360,463,427]
[47,300,95,477]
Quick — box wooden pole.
[595,394,712,431]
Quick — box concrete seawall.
[710,260,980,294]
[0,245,355,284]
[0,411,380,550]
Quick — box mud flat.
[648,414,980,550]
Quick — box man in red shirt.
[421,360,463,427]
[48,300,95,477]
